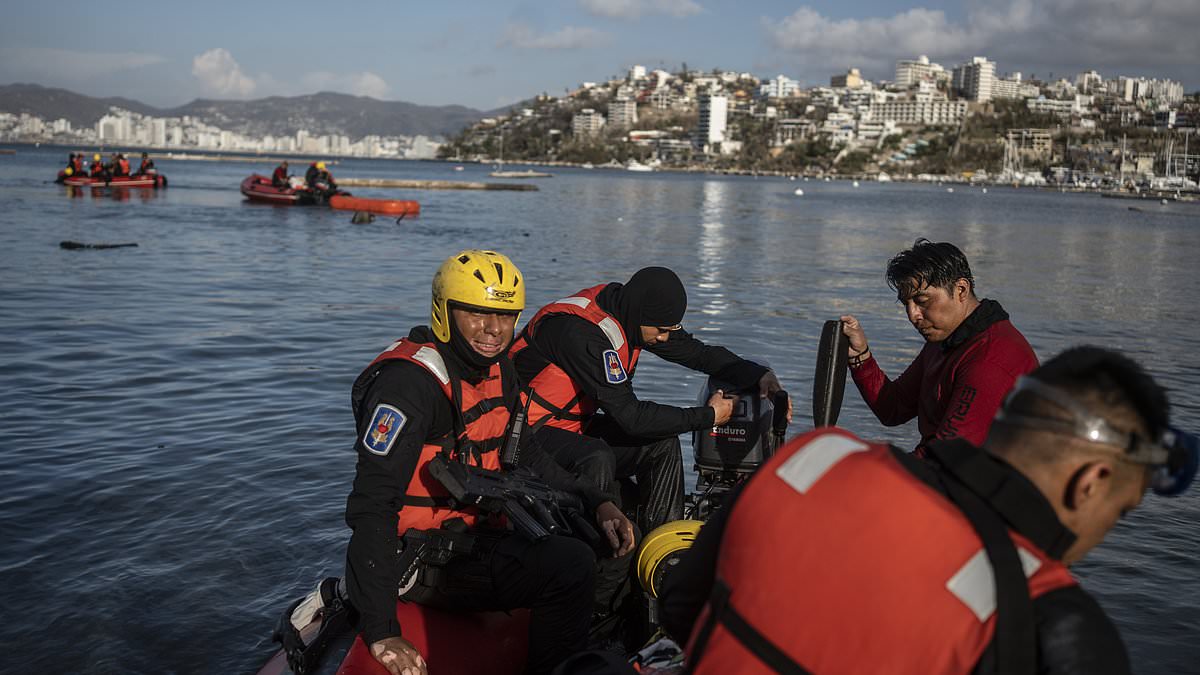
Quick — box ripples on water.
[1,147,1197,673]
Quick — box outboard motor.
[637,371,789,621]
[687,376,788,520]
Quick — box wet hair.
[1006,346,1169,439]
[886,238,975,298]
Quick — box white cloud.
[766,0,1200,84]
[0,47,164,80]
[579,0,703,19]
[301,71,390,98]
[500,23,611,50]
[191,48,256,98]
[350,72,389,98]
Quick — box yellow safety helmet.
[64,167,74,176]
[93,154,101,162]
[315,161,326,170]
[636,519,703,598]
[431,250,525,343]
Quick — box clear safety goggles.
[996,377,1198,496]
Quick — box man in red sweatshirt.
[842,238,1037,456]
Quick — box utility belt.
[397,520,505,601]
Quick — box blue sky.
[2,0,1196,110]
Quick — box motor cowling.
[691,376,783,475]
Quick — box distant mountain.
[0,83,164,127]
[0,83,486,139]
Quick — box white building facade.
[953,57,996,102]
[895,55,947,88]
[697,94,728,150]
[868,99,967,125]
[572,108,606,137]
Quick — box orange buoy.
[328,195,420,216]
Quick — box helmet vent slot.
[473,270,487,283]
[458,254,471,264]
[494,263,504,282]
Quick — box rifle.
[428,453,601,547]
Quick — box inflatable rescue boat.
[60,173,167,188]
[241,175,419,216]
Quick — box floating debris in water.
[60,241,138,250]
[794,189,804,196]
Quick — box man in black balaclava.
[511,267,790,537]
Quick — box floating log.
[338,178,538,192]
[60,241,138,250]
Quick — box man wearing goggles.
[996,376,1197,501]
[660,346,1194,675]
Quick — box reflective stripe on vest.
[362,338,510,533]
[687,428,1076,675]
[509,285,641,433]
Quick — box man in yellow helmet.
[89,153,109,179]
[343,250,636,675]
[305,160,338,199]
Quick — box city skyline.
[2,0,1197,110]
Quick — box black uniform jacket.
[514,285,769,439]
[344,327,609,645]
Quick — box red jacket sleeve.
[851,351,924,427]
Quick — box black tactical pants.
[403,532,596,675]
[533,417,685,533]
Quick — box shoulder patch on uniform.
[602,349,628,384]
[363,404,407,456]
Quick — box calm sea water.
[1,146,1197,674]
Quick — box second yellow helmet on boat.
[430,250,525,343]
[636,519,703,598]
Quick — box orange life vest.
[686,428,1076,675]
[360,338,511,534]
[117,158,130,175]
[509,285,640,433]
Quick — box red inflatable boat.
[242,175,419,216]
[241,174,332,205]
[61,173,167,188]
[256,598,528,675]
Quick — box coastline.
[10,140,1196,202]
